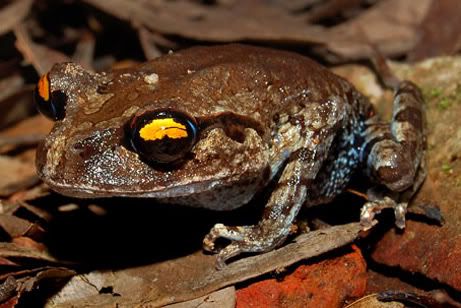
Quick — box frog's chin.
[42,175,267,211]
[42,178,218,198]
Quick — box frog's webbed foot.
[203,223,286,269]
[360,196,407,231]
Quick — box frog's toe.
[215,243,242,270]
[204,222,286,268]
[360,196,407,230]
[203,223,247,253]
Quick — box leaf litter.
[0,0,459,306]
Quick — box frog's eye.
[129,109,198,164]
[33,73,67,121]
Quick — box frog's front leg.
[204,150,322,268]
[360,81,426,229]
[204,132,335,269]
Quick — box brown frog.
[34,44,426,268]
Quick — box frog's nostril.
[73,142,98,161]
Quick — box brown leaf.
[0,258,19,267]
[0,76,35,130]
[72,31,96,70]
[408,0,461,61]
[303,0,363,23]
[0,242,58,263]
[0,267,65,281]
[0,201,52,222]
[346,294,404,308]
[349,290,461,308]
[0,115,53,154]
[0,214,44,240]
[8,186,51,203]
[0,156,38,197]
[46,223,361,307]
[18,267,75,293]
[138,27,165,60]
[322,0,432,62]
[164,286,235,308]
[0,75,23,104]
[14,24,70,76]
[12,237,45,252]
[82,0,327,43]
[0,0,33,36]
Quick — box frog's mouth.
[36,125,273,210]
[39,169,271,211]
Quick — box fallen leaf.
[0,115,53,154]
[138,27,164,60]
[14,23,70,75]
[346,294,404,308]
[0,0,33,36]
[321,0,432,61]
[0,76,35,129]
[0,214,44,240]
[12,237,46,252]
[0,156,38,197]
[46,223,361,307]
[164,286,235,308]
[18,268,75,293]
[0,242,58,263]
[408,0,461,61]
[83,0,327,43]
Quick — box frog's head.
[34,62,272,210]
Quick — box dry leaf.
[46,223,361,307]
[0,0,33,36]
[83,0,327,43]
[0,115,53,154]
[0,214,44,240]
[0,242,58,263]
[14,24,70,75]
[0,156,38,197]
[408,0,461,61]
[322,0,432,61]
[164,286,235,308]
[346,294,404,308]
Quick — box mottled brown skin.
[36,45,426,268]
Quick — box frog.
[34,44,426,268]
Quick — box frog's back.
[135,44,372,131]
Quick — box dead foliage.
[0,0,459,306]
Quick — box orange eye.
[33,73,67,120]
[129,109,198,164]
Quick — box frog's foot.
[203,223,284,269]
[360,196,407,231]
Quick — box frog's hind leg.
[360,80,426,230]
